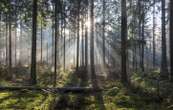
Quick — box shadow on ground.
[54,66,106,110]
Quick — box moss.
[0,91,56,110]
[106,87,120,96]
[0,67,170,110]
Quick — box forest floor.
[0,65,173,110]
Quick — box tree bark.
[63,2,66,71]
[40,19,43,63]
[170,0,173,81]
[153,0,156,68]
[141,8,145,72]
[31,0,38,85]
[76,0,80,71]
[121,0,128,83]
[102,0,106,66]
[90,0,97,88]
[160,0,169,78]
[8,4,12,79]
[5,14,8,66]
[85,6,88,69]
[81,18,84,66]
[54,0,60,87]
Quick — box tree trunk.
[85,20,88,68]
[76,0,80,71]
[137,0,141,71]
[14,18,17,66]
[170,0,173,81]
[81,18,84,66]
[19,19,22,64]
[102,0,106,66]
[54,0,60,87]
[52,14,54,66]
[161,0,169,78]
[90,0,97,87]
[8,5,12,79]
[47,42,49,64]
[0,13,1,64]
[40,19,43,63]
[121,0,128,83]
[31,0,38,85]
[5,14,8,66]
[85,5,88,69]
[141,10,145,72]
[63,3,66,71]
[153,0,156,68]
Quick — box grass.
[101,81,162,110]
[0,91,56,110]
[0,65,173,110]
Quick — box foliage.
[0,91,56,110]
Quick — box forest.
[0,0,173,109]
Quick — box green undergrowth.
[100,80,164,110]
[85,70,173,110]
[53,70,168,110]
[0,91,56,110]
[0,65,72,110]
[1,65,173,110]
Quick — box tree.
[160,0,168,78]
[170,0,173,81]
[8,2,12,79]
[81,17,84,66]
[153,0,156,68]
[53,0,60,87]
[140,1,145,72]
[85,16,88,68]
[84,1,88,69]
[90,0,96,85]
[5,14,8,65]
[76,0,80,71]
[14,5,17,66]
[121,0,128,83]
[63,1,66,71]
[31,0,38,85]
[102,0,106,66]
[40,19,43,63]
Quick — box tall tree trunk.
[14,18,17,66]
[0,12,1,64]
[141,9,145,72]
[14,4,17,66]
[170,0,173,81]
[19,19,22,64]
[52,15,54,66]
[40,19,43,63]
[90,0,97,87]
[54,0,59,87]
[161,0,168,78]
[76,0,80,71]
[60,1,63,63]
[153,0,156,68]
[46,42,49,64]
[31,0,38,85]
[137,0,141,71]
[85,18,88,68]
[81,18,84,66]
[121,0,128,83]
[8,5,12,79]
[84,3,88,69]
[5,14,8,66]
[102,0,106,66]
[63,3,66,71]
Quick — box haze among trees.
[0,0,173,109]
